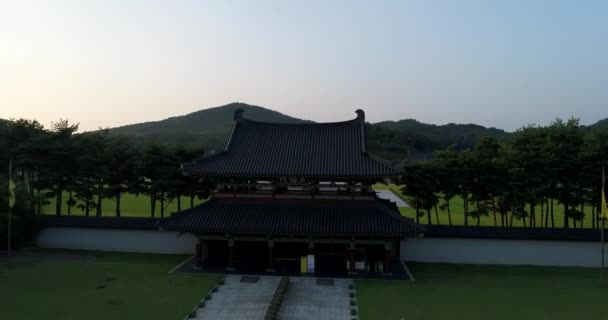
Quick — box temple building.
[164,109,423,277]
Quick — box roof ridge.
[240,117,358,126]
[224,116,240,151]
[234,108,364,126]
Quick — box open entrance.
[200,239,396,277]
[274,242,307,273]
[315,243,348,275]
[203,240,270,272]
[365,244,387,273]
[234,241,267,272]
[204,239,227,267]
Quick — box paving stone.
[192,274,280,320]
[280,277,356,320]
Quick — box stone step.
[279,277,358,320]
[192,275,281,320]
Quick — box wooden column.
[226,239,235,271]
[383,242,392,274]
[266,240,276,272]
[194,238,203,269]
[348,242,356,273]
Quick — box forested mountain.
[369,119,508,160]
[109,103,309,151]
[107,102,518,159]
[588,118,608,133]
[375,119,507,147]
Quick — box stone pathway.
[192,275,280,320]
[280,277,357,320]
[376,189,409,207]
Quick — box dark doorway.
[364,244,385,273]
[274,242,307,273]
[205,240,228,267]
[233,241,267,272]
[315,243,348,275]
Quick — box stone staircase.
[186,275,280,320]
[279,277,358,320]
[184,275,358,320]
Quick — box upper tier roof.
[181,109,402,178]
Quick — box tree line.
[2,116,608,233]
[400,118,608,229]
[0,119,212,221]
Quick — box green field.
[1,251,605,320]
[357,263,606,320]
[41,193,206,217]
[42,185,599,228]
[374,184,599,228]
[0,251,220,320]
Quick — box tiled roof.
[181,109,401,178]
[162,197,423,238]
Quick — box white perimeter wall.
[36,227,198,254]
[401,237,603,267]
[37,227,603,267]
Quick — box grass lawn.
[0,251,220,320]
[356,263,606,320]
[2,251,605,319]
[41,193,206,217]
[374,183,598,228]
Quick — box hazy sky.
[1,0,606,132]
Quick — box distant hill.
[107,102,511,160]
[106,102,606,160]
[374,119,507,142]
[368,119,508,159]
[5,103,603,160]
[588,118,608,132]
[109,103,309,151]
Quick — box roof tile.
[163,197,423,238]
[182,110,401,178]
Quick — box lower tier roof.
[163,197,423,238]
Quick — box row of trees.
[401,118,608,228]
[2,116,608,231]
[0,119,211,219]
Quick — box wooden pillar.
[308,241,315,254]
[348,242,356,273]
[383,242,392,274]
[194,238,203,269]
[226,239,235,271]
[266,240,275,272]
